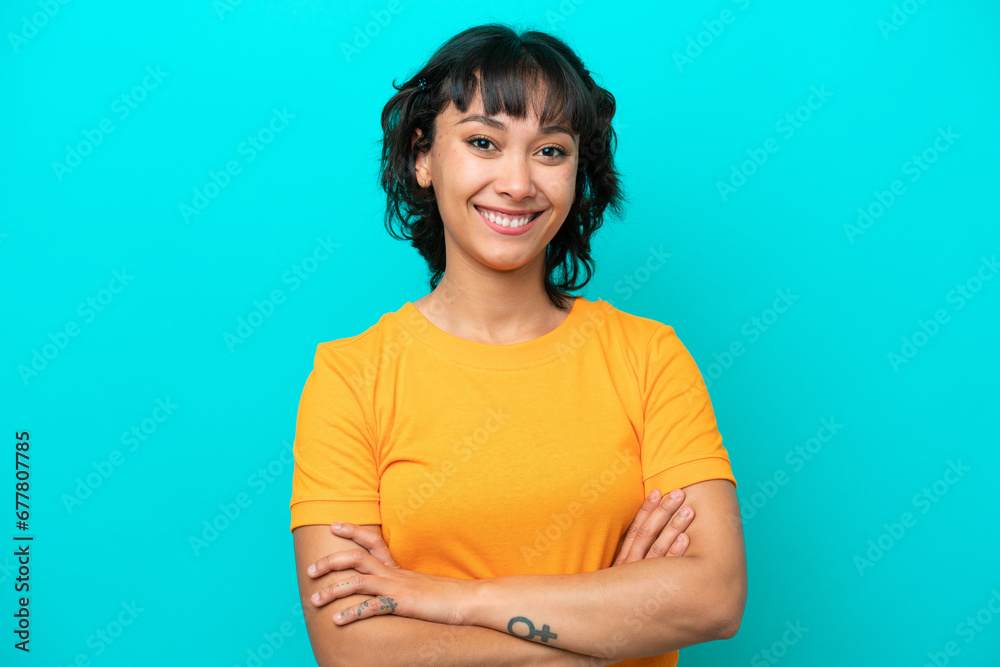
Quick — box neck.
[416,265,574,345]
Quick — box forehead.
[436,92,578,141]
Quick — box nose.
[494,153,537,200]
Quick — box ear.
[412,128,431,189]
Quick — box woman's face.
[414,89,579,281]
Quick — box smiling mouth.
[474,205,543,229]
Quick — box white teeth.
[478,206,535,228]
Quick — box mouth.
[474,205,543,230]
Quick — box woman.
[290,23,746,666]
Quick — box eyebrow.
[457,114,577,143]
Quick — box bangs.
[441,38,594,138]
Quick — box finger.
[613,489,661,566]
[331,523,399,568]
[615,492,658,566]
[666,532,689,557]
[646,505,695,559]
[621,489,686,563]
[307,548,383,579]
[333,595,400,625]
[311,573,371,607]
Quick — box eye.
[467,135,497,152]
[466,135,570,161]
[539,145,568,159]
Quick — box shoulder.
[588,301,708,400]
[311,305,410,371]
[320,304,406,346]
[585,298,679,349]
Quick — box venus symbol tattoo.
[507,616,558,643]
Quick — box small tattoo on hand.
[508,616,558,643]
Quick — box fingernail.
[649,490,660,501]
[681,508,691,518]
[311,593,320,604]
[307,565,316,575]
[332,522,342,531]
[670,490,682,501]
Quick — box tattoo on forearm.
[507,616,558,643]
[377,596,398,612]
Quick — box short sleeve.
[289,344,381,532]
[639,324,737,495]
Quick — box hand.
[612,488,695,566]
[306,522,472,627]
[325,522,399,567]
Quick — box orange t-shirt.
[289,296,736,666]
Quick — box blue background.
[2,0,998,665]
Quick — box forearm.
[466,555,742,660]
[296,525,613,666]
[307,605,612,667]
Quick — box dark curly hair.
[379,23,628,311]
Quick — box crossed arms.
[293,479,747,666]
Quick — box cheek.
[545,169,578,204]
[444,164,494,209]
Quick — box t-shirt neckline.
[393,296,590,370]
